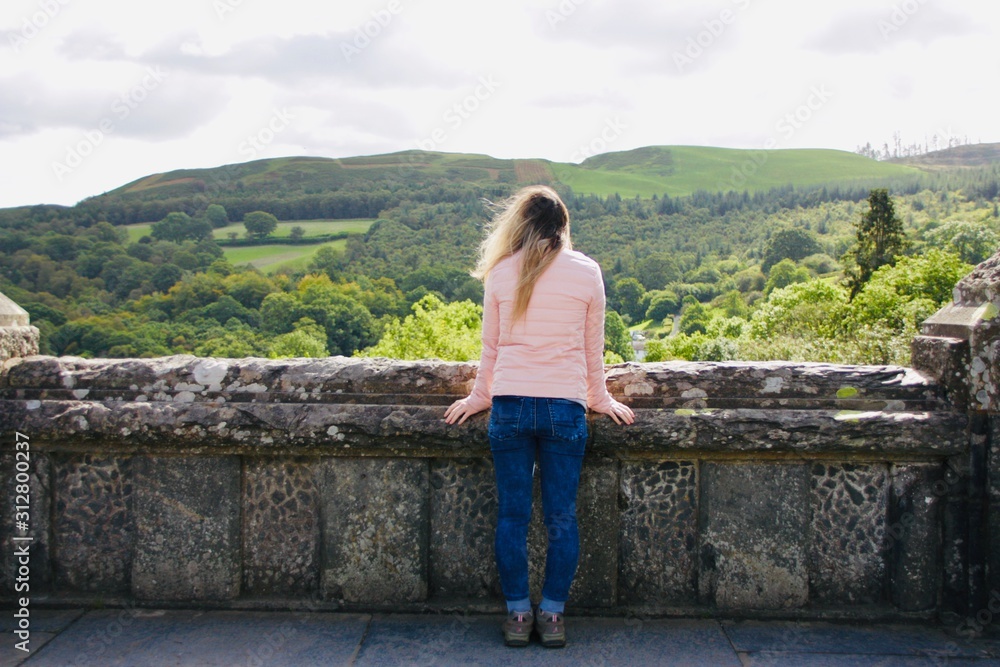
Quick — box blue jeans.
[489,395,587,606]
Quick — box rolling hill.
[86,145,930,210]
[891,142,1000,170]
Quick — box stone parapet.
[0,354,969,621]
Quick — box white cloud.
[0,0,997,207]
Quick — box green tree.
[844,189,906,298]
[713,290,750,318]
[604,310,634,361]
[243,211,279,240]
[849,249,972,330]
[205,204,229,228]
[643,290,679,322]
[360,294,482,361]
[611,277,646,322]
[291,274,379,355]
[644,338,668,362]
[289,226,306,241]
[926,220,999,265]
[635,252,682,291]
[762,228,821,273]
[678,299,710,335]
[151,212,213,243]
[764,259,810,295]
[268,317,329,358]
[748,279,848,340]
[151,263,183,293]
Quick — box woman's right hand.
[444,397,482,425]
[600,399,635,425]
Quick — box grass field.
[123,218,375,244]
[553,146,925,198]
[222,239,348,273]
[212,218,375,240]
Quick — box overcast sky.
[1,0,996,209]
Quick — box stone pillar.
[912,250,1000,620]
[0,291,40,362]
[0,292,46,595]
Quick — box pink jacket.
[465,248,615,414]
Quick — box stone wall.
[0,354,969,620]
[2,245,999,623]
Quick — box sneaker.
[502,609,533,647]
[534,609,566,648]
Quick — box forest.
[1,147,998,367]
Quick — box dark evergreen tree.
[844,189,905,298]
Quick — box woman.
[444,185,634,648]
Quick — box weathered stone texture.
[0,290,38,363]
[132,456,241,601]
[0,327,39,363]
[429,458,498,601]
[53,455,133,593]
[911,335,970,411]
[594,407,965,456]
[809,462,888,604]
[619,460,698,605]
[699,463,810,610]
[568,457,619,607]
[1,356,965,457]
[242,458,319,596]
[1,449,51,594]
[320,458,429,604]
[889,463,942,611]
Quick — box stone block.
[569,456,619,607]
[53,454,134,593]
[320,458,428,603]
[132,456,241,600]
[809,462,888,604]
[242,458,320,596]
[524,456,619,608]
[699,462,809,610]
[619,460,698,605]
[429,458,498,601]
[1,449,51,594]
[888,463,942,611]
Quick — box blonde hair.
[473,185,571,322]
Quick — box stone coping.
[0,355,965,456]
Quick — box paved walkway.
[5,608,1000,666]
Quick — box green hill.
[105,152,521,202]
[891,142,1000,170]
[90,145,925,210]
[554,146,923,198]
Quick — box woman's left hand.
[602,399,635,425]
